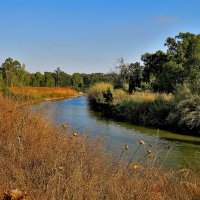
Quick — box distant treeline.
[0,60,114,90]
[1,32,200,94]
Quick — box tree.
[128,62,143,93]
[154,61,184,92]
[15,64,28,86]
[141,51,170,83]
[54,67,62,87]
[59,72,71,87]
[165,32,200,93]
[112,58,129,88]
[44,72,55,87]
[71,73,84,88]
[34,72,44,86]
[1,58,29,87]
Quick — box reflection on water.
[35,96,200,168]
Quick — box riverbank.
[88,83,200,136]
[0,86,80,103]
[0,96,199,199]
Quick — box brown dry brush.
[0,97,199,200]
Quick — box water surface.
[37,96,200,168]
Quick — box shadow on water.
[34,96,200,169]
[89,106,200,145]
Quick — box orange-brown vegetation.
[0,97,199,199]
[8,86,78,101]
[3,189,26,200]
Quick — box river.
[36,96,200,169]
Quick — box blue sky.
[0,0,200,74]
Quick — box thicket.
[88,83,200,135]
[167,85,200,133]
[0,96,199,199]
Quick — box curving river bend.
[36,96,200,169]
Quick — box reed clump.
[0,97,199,199]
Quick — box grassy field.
[1,86,79,102]
[0,96,199,199]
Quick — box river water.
[37,96,200,169]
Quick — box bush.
[88,83,114,105]
[114,95,171,126]
[167,95,200,133]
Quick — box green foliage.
[167,95,200,133]
[128,62,143,93]
[114,95,170,126]
[44,72,55,87]
[164,33,200,92]
[154,61,184,92]
[0,58,115,89]
[71,73,84,88]
[28,72,44,87]
[1,58,27,87]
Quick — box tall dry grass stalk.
[129,92,173,103]
[0,97,199,200]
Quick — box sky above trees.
[0,0,200,74]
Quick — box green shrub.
[167,95,200,133]
[114,95,171,126]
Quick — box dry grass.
[88,83,173,106]
[8,86,78,101]
[129,92,173,102]
[88,83,114,93]
[113,91,173,105]
[88,83,114,104]
[0,97,199,200]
